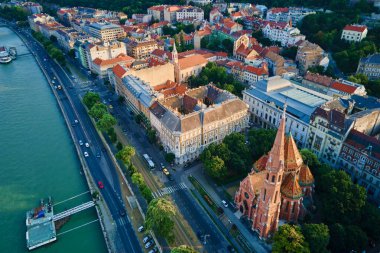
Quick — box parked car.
[221,200,228,208]
[138,225,144,232]
[145,240,154,249]
[84,151,89,157]
[148,247,158,253]
[98,181,104,189]
[143,234,152,243]
[162,168,170,176]
[85,142,89,148]
[119,209,126,217]
[79,140,83,146]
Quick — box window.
[263,189,266,201]
[266,173,269,180]
[274,191,278,203]
[272,175,275,183]
[244,192,249,199]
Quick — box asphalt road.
[12,25,143,253]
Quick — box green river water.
[0,27,107,253]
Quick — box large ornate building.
[234,109,314,238]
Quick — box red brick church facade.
[234,110,314,239]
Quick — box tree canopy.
[96,113,116,132]
[115,145,135,164]
[83,92,101,109]
[302,223,330,253]
[273,224,310,253]
[89,103,108,119]
[171,245,198,253]
[145,198,176,242]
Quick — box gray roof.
[89,22,121,30]
[360,53,380,64]
[245,76,332,123]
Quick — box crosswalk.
[152,182,187,198]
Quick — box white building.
[88,22,125,42]
[341,24,368,42]
[243,76,332,147]
[262,22,305,47]
[84,41,127,70]
[175,6,204,22]
[266,7,315,25]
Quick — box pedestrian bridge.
[53,201,95,221]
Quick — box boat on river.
[0,46,17,63]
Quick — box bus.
[143,154,155,170]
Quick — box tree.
[281,46,298,60]
[89,103,108,119]
[96,113,116,132]
[360,202,380,240]
[273,224,310,253]
[345,225,368,252]
[171,245,198,253]
[140,185,153,203]
[248,128,276,160]
[147,128,157,143]
[299,149,320,171]
[165,152,175,164]
[328,223,346,253]
[145,198,176,242]
[204,156,227,179]
[115,145,135,164]
[83,92,101,109]
[302,223,330,253]
[319,170,366,224]
[131,172,144,187]
[50,35,57,43]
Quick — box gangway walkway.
[53,201,95,221]
[53,191,90,206]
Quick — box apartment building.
[126,40,159,60]
[88,22,125,42]
[296,40,329,74]
[150,84,249,164]
[356,53,380,80]
[341,24,368,43]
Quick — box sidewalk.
[185,167,270,253]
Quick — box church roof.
[253,155,268,172]
[299,165,314,186]
[248,171,266,194]
[281,174,303,199]
[284,134,304,171]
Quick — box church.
[234,108,314,239]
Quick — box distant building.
[150,84,249,164]
[147,5,166,21]
[176,6,204,23]
[262,22,305,47]
[82,41,127,70]
[243,76,332,147]
[126,40,159,60]
[296,40,329,75]
[88,22,125,42]
[341,24,368,43]
[187,0,212,6]
[132,14,153,23]
[266,7,315,25]
[92,54,135,77]
[28,13,56,32]
[356,53,380,80]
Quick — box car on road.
[98,181,104,189]
[138,225,144,232]
[162,168,170,176]
[143,234,152,243]
[84,151,89,157]
[145,240,154,249]
[119,209,126,217]
[221,200,228,208]
[160,163,165,169]
[74,119,78,124]
[85,142,89,148]
[96,152,101,158]
[79,140,83,146]
[148,247,158,253]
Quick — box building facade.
[126,40,159,60]
[341,24,368,43]
[88,22,125,42]
[243,76,332,147]
[356,53,380,80]
[150,84,249,164]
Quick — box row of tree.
[187,62,245,96]
[200,129,276,183]
[32,31,66,66]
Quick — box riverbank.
[0,25,107,253]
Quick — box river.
[0,27,107,253]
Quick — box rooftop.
[245,76,332,123]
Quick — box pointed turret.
[284,133,303,172]
[172,42,178,64]
[266,105,287,172]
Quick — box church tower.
[253,108,287,238]
[172,43,179,83]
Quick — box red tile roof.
[330,81,357,94]
[343,25,367,33]
[93,54,135,67]
[112,64,128,78]
[269,7,289,13]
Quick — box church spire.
[267,104,287,172]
